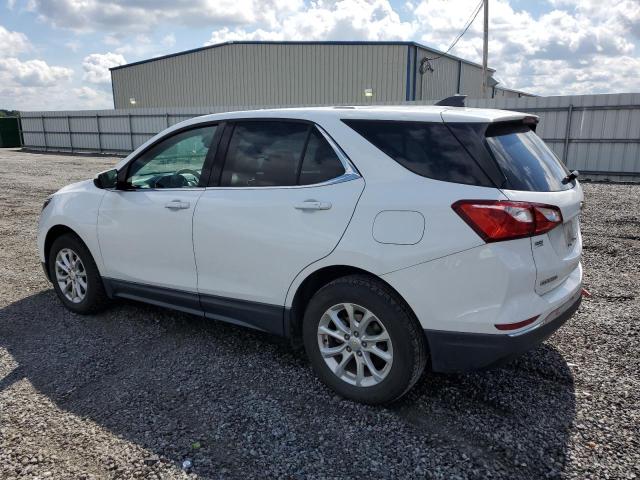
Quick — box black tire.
[48,233,109,314]
[303,274,428,405]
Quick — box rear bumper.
[425,294,581,372]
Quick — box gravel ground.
[0,148,638,480]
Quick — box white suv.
[38,105,583,404]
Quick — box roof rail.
[434,95,467,107]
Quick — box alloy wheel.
[54,248,88,303]
[317,303,393,387]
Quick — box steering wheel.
[175,168,201,186]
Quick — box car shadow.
[0,290,576,479]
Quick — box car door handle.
[294,200,332,211]
[164,200,190,210]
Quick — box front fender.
[37,181,107,274]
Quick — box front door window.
[127,125,217,189]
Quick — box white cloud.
[162,33,176,48]
[0,25,32,56]
[411,0,640,94]
[82,52,127,84]
[0,57,73,87]
[0,84,112,111]
[72,86,113,109]
[206,0,414,44]
[65,40,81,52]
[22,0,302,32]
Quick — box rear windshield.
[342,120,493,187]
[485,123,571,192]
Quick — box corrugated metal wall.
[459,62,486,99]
[492,87,534,99]
[467,93,640,182]
[112,43,411,108]
[20,93,640,182]
[21,107,227,153]
[412,47,461,101]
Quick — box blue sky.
[1,0,639,110]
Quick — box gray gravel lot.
[0,147,638,479]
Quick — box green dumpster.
[0,117,21,148]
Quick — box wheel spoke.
[56,260,69,273]
[361,331,390,343]
[334,352,353,378]
[62,251,73,269]
[362,352,385,382]
[56,269,69,279]
[366,346,392,362]
[320,344,346,358]
[355,356,365,386]
[77,276,87,291]
[343,303,356,328]
[327,309,350,335]
[358,311,376,333]
[318,325,346,342]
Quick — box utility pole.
[481,0,489,98]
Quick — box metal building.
[492,86,535,99]
[110,41,497,109]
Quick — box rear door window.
[298,128,345,185]
[220,121,347,187]
[343,120,493,187]
[485,123,571,192]
[220,121,309,187]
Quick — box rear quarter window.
[342,120,493,187]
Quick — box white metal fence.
[19,93,640,182]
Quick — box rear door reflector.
[494,315,539,331]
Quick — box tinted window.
[299,129,345,185]
[128,125,216,189]
[221,121,309,187]
[343,120,493,187]
[485,124,571,192]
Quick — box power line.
[420,0,484,73]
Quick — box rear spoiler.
[435,95,467,107]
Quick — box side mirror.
[93,169,118,189]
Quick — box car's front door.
[98,124,219,304]
[192,120,365,334]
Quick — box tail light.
[452,200,563,242]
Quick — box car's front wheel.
[48,233,109,314]
[303,275,427,404]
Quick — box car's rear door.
[192,119,364,334]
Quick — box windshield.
[485,124,572,192]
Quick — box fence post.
[165,113,169,128]
[17,116,24,147]
[41,116,47,151]
[562,104,574,164]
[96,114,102,153]
[67,115,74,153]
[128,113,134,152]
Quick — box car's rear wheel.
[303,274,427,404]
[48,233,109,314]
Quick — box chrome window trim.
[314,124,359,178]
[203,172,361,191]
[110,187,206,193]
